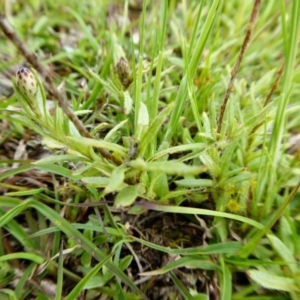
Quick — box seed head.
[115,57,133,89]
[16,67,38,99]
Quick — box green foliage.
[1,0,300,299]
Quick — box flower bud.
[15,67,41,117]
[115,57,133,89]
[16,67,38,99]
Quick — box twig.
[263,64,284,107]
[217,0,262,133]
[0,13,117,164]
[248,64,284,146]
[0,14,90,138]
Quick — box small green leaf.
[0,289,18,300]
[34,163,81,181]
[137,102,149,126]
[152,173,169,198]
[267,234,298,275]
[123,91,133,115]
[41,137,68,150]
[139,102,174,156]
[81,177,109,188]
[66,136,127,156]
[5,188,45,196]
[115,185,139,208]
[175,179,213,188]
[66,252,114,300]
[247,269,299,292]
[105,165,128,194]
[199,152,220,178]
[130,159,207,176]
[104,119,128,142]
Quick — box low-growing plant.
[0,0,300,299]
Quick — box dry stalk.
[0,13,117,164]
[217,0,262,133]
[248,64,284,146]
[263,64,284,107]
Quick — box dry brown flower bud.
[115,57,133,89]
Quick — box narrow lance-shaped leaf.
[247,269,299,292]
[139,102,174,157]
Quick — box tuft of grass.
[0,0,300,299]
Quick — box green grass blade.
[136,203,263,229]
[67,8,99,52]
[0,164,32,181]
[220,257,232,300]
[264,0,300,214]
[140,256,218,276]
[65,252,114,300]
[131,237,242,256]
[165,0,221,141]
[170,271,194,300]
[0,199,145,298]
[0,253,44,264]
[55,243,64,300]
[239,183,299,258]
[138,102,174,157]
